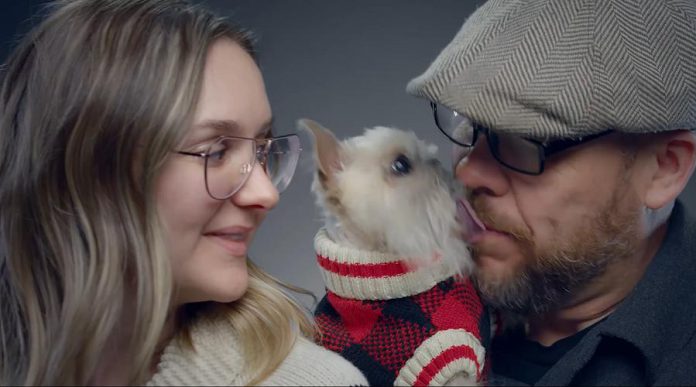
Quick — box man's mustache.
[467,194,534,242]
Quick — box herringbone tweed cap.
[407,0,696,141]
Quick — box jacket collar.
[540,201,696,385]
[597,201,696,380]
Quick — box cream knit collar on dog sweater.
[314,228,458,300]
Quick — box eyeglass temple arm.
[176,150,209,158]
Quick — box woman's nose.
[231,163,279,210]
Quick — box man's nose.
[454,135,509,197]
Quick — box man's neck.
[526,222,668,347]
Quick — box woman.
[0,0,367,385]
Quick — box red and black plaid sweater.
[313,229,491,386]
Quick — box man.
[407,0,696,385]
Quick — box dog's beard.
[371,186,470,274]
[471,187,641,316]
[381,171,472,275]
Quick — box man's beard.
[470,187,641,316]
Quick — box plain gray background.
[2,1,695,301]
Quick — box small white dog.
[300,119,489,386]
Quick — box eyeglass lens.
[488,131,543,174]
[434,103,475,146]
[204,135,301,200]
[264,135,301,193]
[433,102,543,174]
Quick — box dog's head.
[299,118,472,275]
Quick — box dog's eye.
[391,154,412,176]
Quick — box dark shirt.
[491,322,593,385]
[490,201,696,386]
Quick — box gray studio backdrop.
[1,1,695,302]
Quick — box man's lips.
[457,199,517,244]
[457,198,487,243]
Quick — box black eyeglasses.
[177,134,302,200]
[431,102,612,175]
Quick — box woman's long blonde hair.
[0,0,312,384]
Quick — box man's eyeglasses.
[430,102,612,175]
[177,134,302,200]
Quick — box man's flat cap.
[407,0,696,140]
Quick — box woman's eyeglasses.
[430,102,612,175]
[177,134,302,200]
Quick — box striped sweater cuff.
[394,329,485,386]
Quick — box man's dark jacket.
[492,201,696,386]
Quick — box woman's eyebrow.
[193,119,241,136]
[192,117,275,138]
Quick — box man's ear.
[643,130,696,209]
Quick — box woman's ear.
[643,130,696,209]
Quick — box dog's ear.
[297,118,343,183]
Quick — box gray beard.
[473,192,640,316]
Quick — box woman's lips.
[207,234,249,256]
[205,227,251,257]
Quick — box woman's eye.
[391,154,412,176]
[206,143,229,162]
[209,149,226,161]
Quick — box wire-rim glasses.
[177,134,302,200]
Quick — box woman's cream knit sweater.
[147,316,368,386]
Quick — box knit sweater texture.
[313,228,489,386]
[147,313,368,386]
